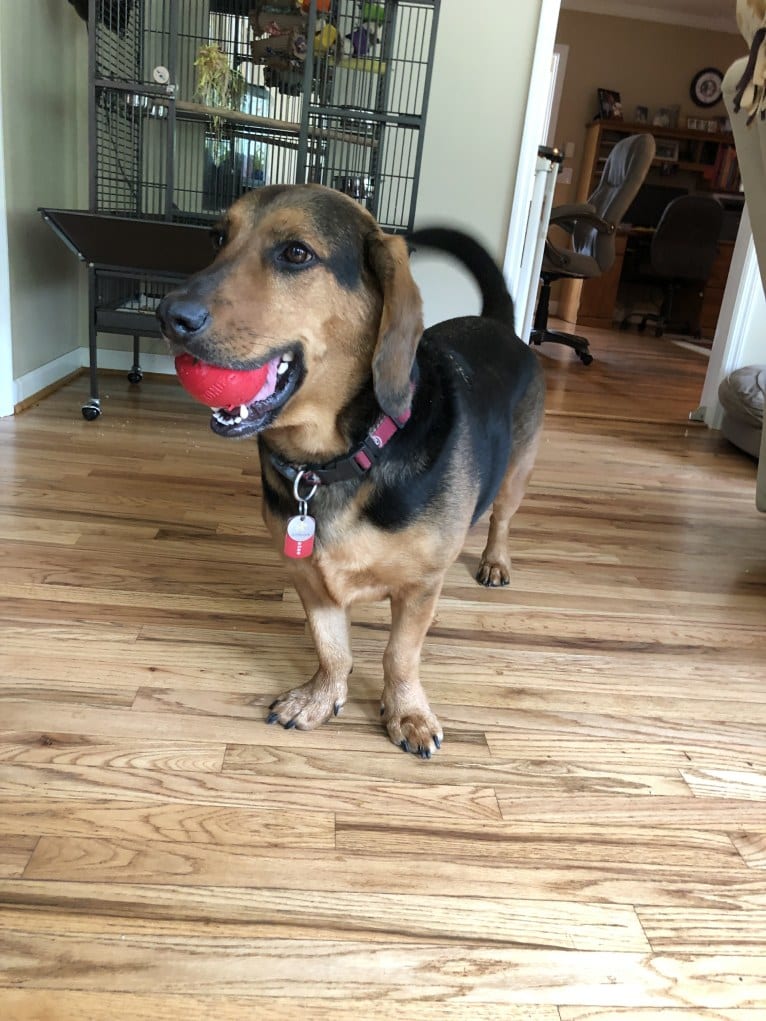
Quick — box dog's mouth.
[208,348,304,439]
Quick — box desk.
[572,228,734,338]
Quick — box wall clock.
[690,67,723,107]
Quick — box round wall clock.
[690,67,723,107]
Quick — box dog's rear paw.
[476,555,511,587]
[383,705,443,759]
[266,681,345,731]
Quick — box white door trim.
[503,0,562,335]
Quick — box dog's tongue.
[175,354,271,410]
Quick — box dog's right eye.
[279,242,315,267]
[210,228,227,251]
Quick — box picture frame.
[655,139,680,162]
[634,105,648,124]
[597,88,622,120]
[653,106,674,128]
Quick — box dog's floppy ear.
[366,231,423,421]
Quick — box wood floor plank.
[0,887,649,951]
[681,769,766,801]
[730,833,766,869]
[0,989,557,1021]
[334,817,743,869]
[559,1010,766,1020]
[1,924,765,1007]
[16,837,766,911]
[638,906,766,954]
[495,794,766,828]
[0,835,38,878]
[0,799,333,848]
[0,735,226,772]
[0,763,501,819]
[221,743,688,794]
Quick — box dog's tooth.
[277,361,290,375]
[239,404,249,420]
[281,351,294,362]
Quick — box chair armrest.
[549,202,615,235]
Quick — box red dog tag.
[284,515,316,559]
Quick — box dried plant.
[194,43,246,163]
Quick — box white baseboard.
[12,346,175,411]
[12,348,83,409]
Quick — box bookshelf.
[577,118,741,202]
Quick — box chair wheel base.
[530,327,593,365]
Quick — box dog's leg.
[476,440,540,587]
[380,582,444,757]
[267,575,352,730]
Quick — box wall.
[1,0,89,398]
[553,10,745,205]
[410,0,542,327]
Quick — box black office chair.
[621,194,723,337]
[531,132,656,365]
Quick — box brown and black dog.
[158,183,544,758]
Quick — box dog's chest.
[299,521,461,607]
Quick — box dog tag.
[284,514,316,559]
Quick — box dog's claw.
[266,712,279,725]
[333,701,344,717]
[400,739,409,753]
[433,734,441,749]
[284,719,297,730]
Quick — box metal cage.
[46,0,439,418]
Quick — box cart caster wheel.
[81,403,101,421]
[579,352,593,366]
[127,369,143,384]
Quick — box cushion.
[718,364,766,459]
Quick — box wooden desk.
[567,231,734,338]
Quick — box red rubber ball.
[175,354,270,410]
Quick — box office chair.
[530,132,656,365]
[621,194,723,337]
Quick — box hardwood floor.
[1,327,765,1019]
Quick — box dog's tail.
[408,227,515,328]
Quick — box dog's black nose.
[157,295,210,341]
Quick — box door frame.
[503,0,562,333]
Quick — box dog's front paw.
[266,678,346,731]
[382,703,443,759]
[476,553,511,587]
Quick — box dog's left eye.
[210,228,227,251]
[279,242,315,266]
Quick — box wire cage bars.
[91,0,439,231]
[49,0,438,418]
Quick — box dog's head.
[158,184,423,448]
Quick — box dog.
[158,184,545,758]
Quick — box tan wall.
[1,0,88,381]
[412,0,542,327]
[554,11,746,205]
